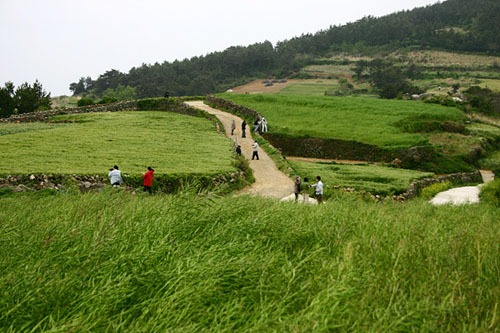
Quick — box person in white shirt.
[310,176,323,203]
[108,165,123,186]
[261,117,268,132]
[252,141,259,160]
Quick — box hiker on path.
[242,120,247,138]
[235,145,242,156]
[143,167,154,194]
[252,140,259,160]
[253,119,260,132]
[261,117,268,132]
[302,177,310,203]
[311,176,324,204]
[294,176,302,201]
[231,120,236,135]
[108,165,123,186]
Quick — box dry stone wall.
[0,101,138,123]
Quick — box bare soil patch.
[228,79,302,94]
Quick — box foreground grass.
[290,160,433,195]
[1,190,500,331]
[219,94,465,148]
[0,111,235,175]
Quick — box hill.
[69,0,500,99]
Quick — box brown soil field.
[227,79,302,94]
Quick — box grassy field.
[0,111,235,175]
[290,160,433,195]
[278,79,341,96]
[219,94,465,148]
[1,190,500,331]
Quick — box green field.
[1,190,499,331]
[0,111,235,175]
[290,160,433,195]
[279,79,341,96]
[219,94,465,148]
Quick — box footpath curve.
[430,170,494,205]
[187,101,294,199]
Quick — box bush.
[97,96,118,104]
[77,98,95,107]
[479,179,500,206]
[419,181,452,199]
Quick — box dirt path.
[430,170,494,205]
[187,101,294,199]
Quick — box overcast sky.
[0,0,441,96]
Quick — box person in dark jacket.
[235,145,242,156]
[294,176,302,201]
[241,120,247,138]
[143,167,154,194]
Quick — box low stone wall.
[393,170,483,201]
[0,101,138,123]
[206,95,262,121]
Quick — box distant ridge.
[70,0,499,98]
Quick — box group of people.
[230,117,268,138]
[294,175,324,204]
[107,165,155,194]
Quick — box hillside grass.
[1,191,500,331]
[289,160,433,195]
[219,94,465,149]
[0,111,235,175]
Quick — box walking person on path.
[253,118,260,132]
[241,120,247,138]
[261,117,268,132]
[231,119,236,135]
[294,176,302,201]
[310,176,324,204]
[235,145,242,156]
[252,140,259,160]
[143,166,154,194]
[108,165,123,187]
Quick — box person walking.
[253,118,260,132]
[252,140,259,160]
[231,120,236,135]
[302,177,310,203]
[311,176,324,204]
[143,166,154,194]
[241,120,247,138]
[261,117,268,132]
[108,165,123,186]
[235,145,242,156]
[294,176,302,201]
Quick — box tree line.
[0,81,51,118]
[70,0,500,99]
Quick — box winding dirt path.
[430,170,494,205]
[187,101,294,199]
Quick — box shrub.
[97,96,118,104]
[420,181,452,199]
[77,98,95,107]
[479,179,500,206]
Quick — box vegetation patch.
[0,111,235,175]
[289,160,432,196]
[219,94,464,149]
[419,180,453,199]
[2,191,500,331]
[479,178,500,207]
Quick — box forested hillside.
[70,0,500,98]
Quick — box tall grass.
[1,190,500,331]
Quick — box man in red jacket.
[143,167,154,194]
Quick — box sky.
[0,0,441,96]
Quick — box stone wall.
[206,95,262,121]
[0,101,138,123]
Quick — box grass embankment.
[0,111,235,175]
[290,160,433,195]
[219,94,465,149]
[1,191,500,331]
